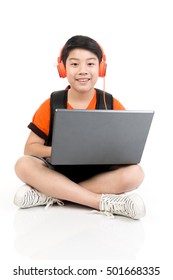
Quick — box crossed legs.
[14,155,144,210]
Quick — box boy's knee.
[14,156,28,177]
[122,165,145,192]
[14,155,36,179]
[14,155,48,181]
[138,165,145,181]
[129,165,145,189]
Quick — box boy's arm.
[24,131,51,158]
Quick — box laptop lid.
[50,109,154,165]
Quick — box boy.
[14,35,145,219]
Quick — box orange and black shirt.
[28,89,125,142]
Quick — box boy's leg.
[15,157,144,200]
[14,156,101,209]
[14,155,146,219]
[79,164,144,194]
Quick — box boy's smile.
[76,78,91,85]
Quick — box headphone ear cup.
[57,60,66,78]
[99,61,107,77]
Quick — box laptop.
[49,109,154,165]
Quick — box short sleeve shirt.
[28,89,125,141]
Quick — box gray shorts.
[32,155,115,183]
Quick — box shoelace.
[100,195,135,218]
[106,201,127,215]
[90,210,115,218]
[45,199,64,209]
[23,188,64,209]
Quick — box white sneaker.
[99,193,146,219]
[13,185,64,209]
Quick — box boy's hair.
[61,35,103,65]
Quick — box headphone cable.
[103,77,108,110]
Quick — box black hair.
[61,35,103,65]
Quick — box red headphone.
[57,46,107,78]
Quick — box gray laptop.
[49,109,154,165]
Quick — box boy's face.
[65,48,100,93]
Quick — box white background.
[0,0,173,279]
